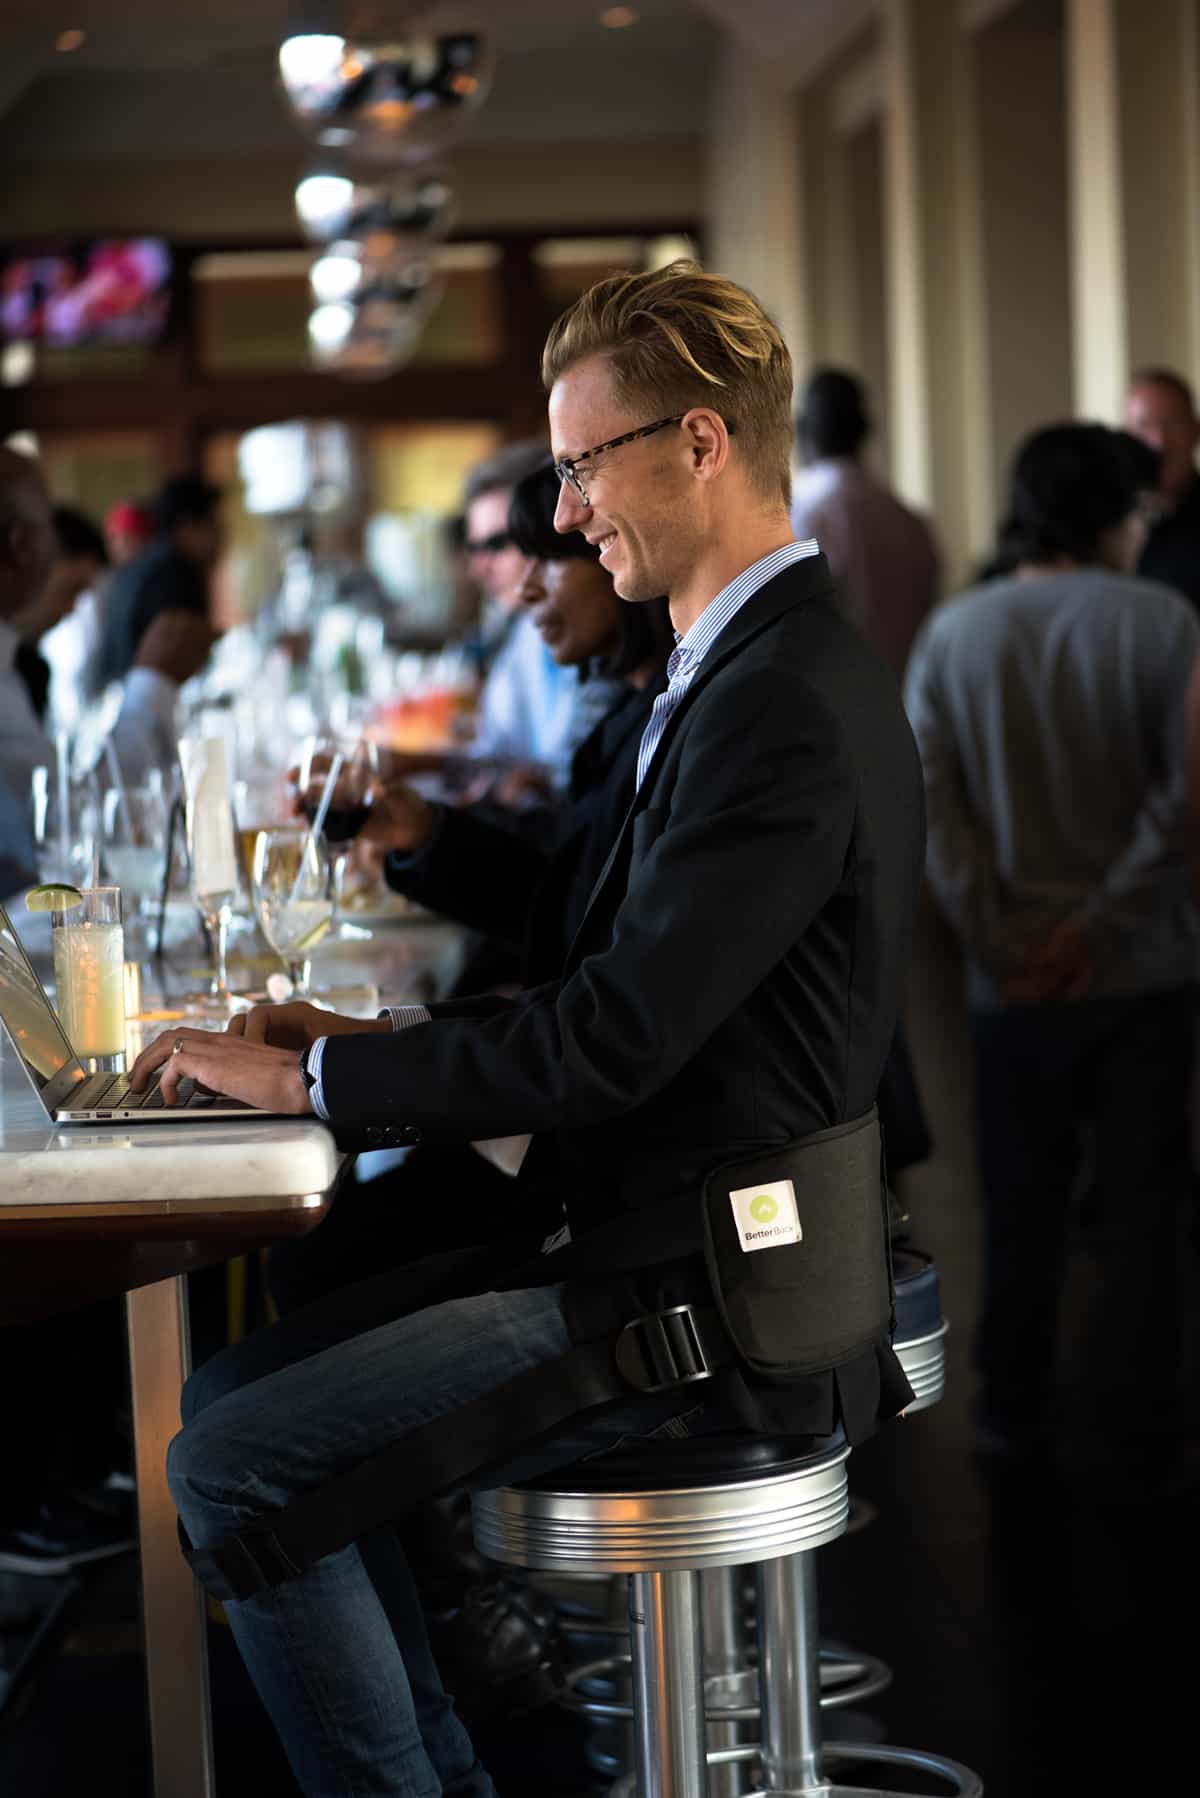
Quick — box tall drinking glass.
[251,828,333,997]
[179,736,241,1017]
[50,887,126,1074]
[31,763,100,889]
[102,782,169,960]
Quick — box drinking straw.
[288,749,343,910]
[55,731,70,879]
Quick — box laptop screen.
[0,903,80,1091]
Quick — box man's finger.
[129,1026,210,1092]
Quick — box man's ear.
[682,408,730,484]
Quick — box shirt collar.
[668,539,820,679]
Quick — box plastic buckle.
[614,1304,714,1394]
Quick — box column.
[880,0,991,583]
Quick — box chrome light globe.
[279,9,494,164]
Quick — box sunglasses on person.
[465,529,513,556]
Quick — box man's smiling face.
[548,352,694,605]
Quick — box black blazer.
[385,678,662,988]
[323,556,926,1262]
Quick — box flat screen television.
[0,238,172,347]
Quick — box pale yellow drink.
[52,918,126,1062]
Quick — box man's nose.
[554,479,589,534]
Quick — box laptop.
[0,900,263,1125]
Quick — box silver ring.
[172,1037,185,1056]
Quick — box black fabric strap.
[182,1308,735,1603]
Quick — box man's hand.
[357,784,437,855]
[128,1026,311,1112]
[227,1002,392,1049]
[1003,921,1096,1005]
[133,609,216,686]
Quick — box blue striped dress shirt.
[634,540,819,791]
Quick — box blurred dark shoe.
[427,1580,566,1728]
[0,1491,135,1576]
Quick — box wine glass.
[102,780,169,960]
[296,733,379,930]
[251,827,334,997]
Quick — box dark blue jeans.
[971,984,1197,1458]
[170,1271,682,1797]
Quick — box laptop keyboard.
[73,1072,250,1113]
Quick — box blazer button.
[365,1125,382,1145]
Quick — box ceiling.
[0,3,873,145]
[0,2,872,236]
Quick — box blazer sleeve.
[385,801,554,951]
[319,668,857,1137]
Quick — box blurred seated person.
[0,449,215,887]
[792,367,940,682]
[1124,366,1200,608]
[15,503,109,723]
[393,441,622,806]
[96,473,222,688]
[270,459,674,1312]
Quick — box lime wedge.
[25,883,84,913]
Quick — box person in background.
[103,496,155,568]
[0,453,215,888]
[461,440,619,791]
[15,504,109,723]
[97,473,221,689]
[792,367,940,682]
[1124,366,1200,607]
[904,421,1200,1489]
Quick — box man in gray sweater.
[905,422,1199,1485]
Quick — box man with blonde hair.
[126,262,926,1795]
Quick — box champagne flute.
[251,827,334,997]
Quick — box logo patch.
[729,1179,801,1253]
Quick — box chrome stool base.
[895,1323,948,1416]
[474,1439,982,1798]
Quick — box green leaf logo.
[750,1193,778,1224]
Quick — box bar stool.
[549,1248,950,1786]
[473,1433,982,1797]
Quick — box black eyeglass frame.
[551,414,686,506]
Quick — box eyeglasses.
[552,415,685,506]
[465,530,512,556]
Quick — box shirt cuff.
[303,1036,331,1121]
[381,1004,433,1030]
[305,1009,430,1123]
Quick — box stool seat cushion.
[517,1429,845,1493]
[893,1248,942,1343]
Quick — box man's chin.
[613,569,660,604]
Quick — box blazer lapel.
[567,554,834,953]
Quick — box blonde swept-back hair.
[542,260,793,505]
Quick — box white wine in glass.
[252,828,333,996]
